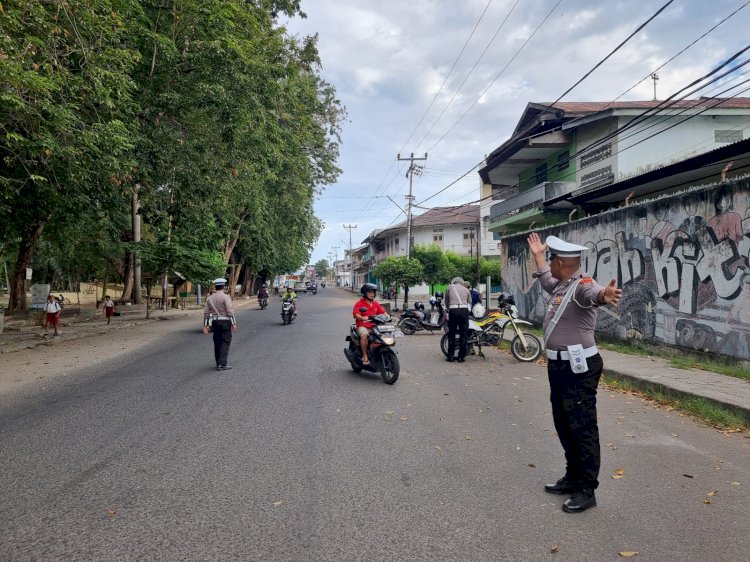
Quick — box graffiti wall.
[501,178,750,360]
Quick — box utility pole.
[397,153,427,259]
[331,245,339,286]
[132,187,142,304]
[476,218,481,288]
[651,72,659,101]
[343,225,356,290]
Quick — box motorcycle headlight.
[381,336,395,345]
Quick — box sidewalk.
[2,292,749,423]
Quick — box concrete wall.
[501,178,750,360]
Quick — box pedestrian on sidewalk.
[43,294,62,337]
[527,232,622,513]
[103,295,115,324]
[445,277,471,362]
[202,278,237,371]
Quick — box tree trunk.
[9,222,45,311]
[120,251,134,302]
[403,284,410,311]
[229,264,242,298]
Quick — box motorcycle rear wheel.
[510,332,542,362]
[379,350,399,384]
[400,319,417,335]
[440,331,478,358]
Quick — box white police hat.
[546,235,588,258]
[212,277,227,286]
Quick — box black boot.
[562,489,596,513]
[544,477,576,495]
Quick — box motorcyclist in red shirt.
[352,283,386,365]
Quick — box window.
[557,150,569,171]
[432,228,443,233]
[463,232,475,240]
[433,234,443,243]
[535,164,547,185]
[493,231,502,241]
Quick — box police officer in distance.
[444,276,472,362]
[527,232,622,513]
[202,277,237,370]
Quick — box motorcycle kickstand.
[477,346,485,358]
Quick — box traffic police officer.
[527,232,622,513]
[202,278,237,370]
[445,276,472,362]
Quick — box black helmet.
[360,282,378,297]
[414,301,425,311]
[435,291,444,299]
[498,292,515,306]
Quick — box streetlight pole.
[343,225,356,290]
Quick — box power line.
[396,0,495,155]
[549,0,676,106]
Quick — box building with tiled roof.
[479,97,750,234]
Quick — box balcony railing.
[490,181,576,220]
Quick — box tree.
[411,244,450,292]
[371,256,423,310]
[314,259,329,278]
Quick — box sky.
[282,0,750,266]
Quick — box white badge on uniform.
[566,344,588,374]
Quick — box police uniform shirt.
[533,265,606,351]
[204,291,235,319]
[445,283,471,309]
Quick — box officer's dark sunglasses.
[547,251,558,261]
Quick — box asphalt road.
[1,289,749,561]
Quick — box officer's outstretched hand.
[232,325,237,332]
[600,279,623,306]
[527,232,546,256]
[201,326,209,334]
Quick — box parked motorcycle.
[281,300,295,325]
[397,296,448,335]
[440,294,541,362]
[344,310,400,384]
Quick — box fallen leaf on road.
[671,433,678,437]
[550,544,560,553]
[528,463,536,468]
[618,551,639,557]
[683,474,694,478]
[707,490,717,497]
[703,499,711,504]
[435,446,441,450]
[384,411,394,421]
[443,393,449,396]
[624,433,635,438]
[106,509,117,517]
[612,468,625,479]
[400,416,408,421]
[272,500,283,506]
[731,481,741,486]
[465,435,472,440]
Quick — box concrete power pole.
[343,225,356,290]
[397,153,427,259]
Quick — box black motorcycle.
[344,311,400,384]
[259,296,268,309]
[281,300,294,325]
[310,285,317,295]
[397,298,448,335]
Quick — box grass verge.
[603,376,750,432]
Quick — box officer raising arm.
[527,232,622,513]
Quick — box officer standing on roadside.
[527,232,622,513]
[444,276,472,362]
[202,277,237,371]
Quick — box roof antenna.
[651,73,659,101]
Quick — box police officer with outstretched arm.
[202,278,237,370]
[527,232,622,513]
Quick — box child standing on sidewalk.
[44,294,62,336]
[103,295,115,324]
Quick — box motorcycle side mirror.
[359,307,368,313]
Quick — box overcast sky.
[283,0,750,265]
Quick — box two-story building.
[480,97,750,235]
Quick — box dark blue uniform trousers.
[212,319,233,367]
[547,353,603,491]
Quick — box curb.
[602,367,750,425]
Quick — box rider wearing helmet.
[283,285,298,317]
[258,282,269,302]
[353,282,386,365]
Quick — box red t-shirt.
[353,298,386,329]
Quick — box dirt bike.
[344,311,400,384]
[440,297,541,362]
[281,300,295,325]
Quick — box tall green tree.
[0,0,143,310]
[372,256,423,310]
